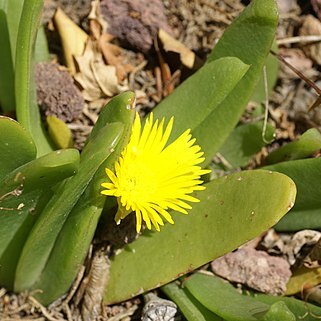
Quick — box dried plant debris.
[299,14,321,65]
[36,62,84,122]
[261,229,321,267]
[99,0,172,53]
[74,39,129,102]
[211,247,291,295]
[158,29,203,69]
[81,250,110,321]
[53,8,88,75]
[0,286,140,321]
[163,0,244,57]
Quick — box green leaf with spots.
[104,170,296,304]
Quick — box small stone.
[99,0,172,53]
[36,62,84,122]
[211,247,291,295]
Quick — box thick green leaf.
[47,115,74,149]
[0,0,24,64]
[104,170,296,304]
[32,92,136,306]
[0,149,79,198]
[15,0,53,156]
[185,273,270,321]
[152,57,249,150]
[15,123,124,292]
[262,302,295,321]
[255,294,321,321]
[162,282,224,321]
[265,128,321,165]
[191,0,277,165]
[185,274,295,321]
[251,42,279,104]
[0,116,36,181]
[265,158,321,231]
[86,91,136,143]
[219,121,274,168]
[34,25,50,63]
[0,9,15,112]
[0,149,79,288]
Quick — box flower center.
[120,159,156,204]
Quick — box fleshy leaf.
[104,170,296,304]
[152,57,249,146]
[47,115,74,149]
[255,294,321,321]
[0,148,79,288]
[15,122,124,292]
[31,92,136,305]
[15,0,53,156]
[251,41,279,104]
[196,0,278,165]
[162,282,224,321]
[152,0,278,165]
[185,273,270,321]
[0,6,15,112]
[219,121,274,168]
[265,157,321,231]
[265,128,321,165]
[0,116,36,181]
[185,274,295,321]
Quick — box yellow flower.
[101,112,210,233]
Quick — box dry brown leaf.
[154,36,176,97]
[285,265,321,295]
[53,8,88,75]
[158,28,196,69]
[88,1,134,82]
[312,0,321,20]
[300,15,321,65]
[99,34,133,81]
[74,40,128,102]
[88,0,108,40]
